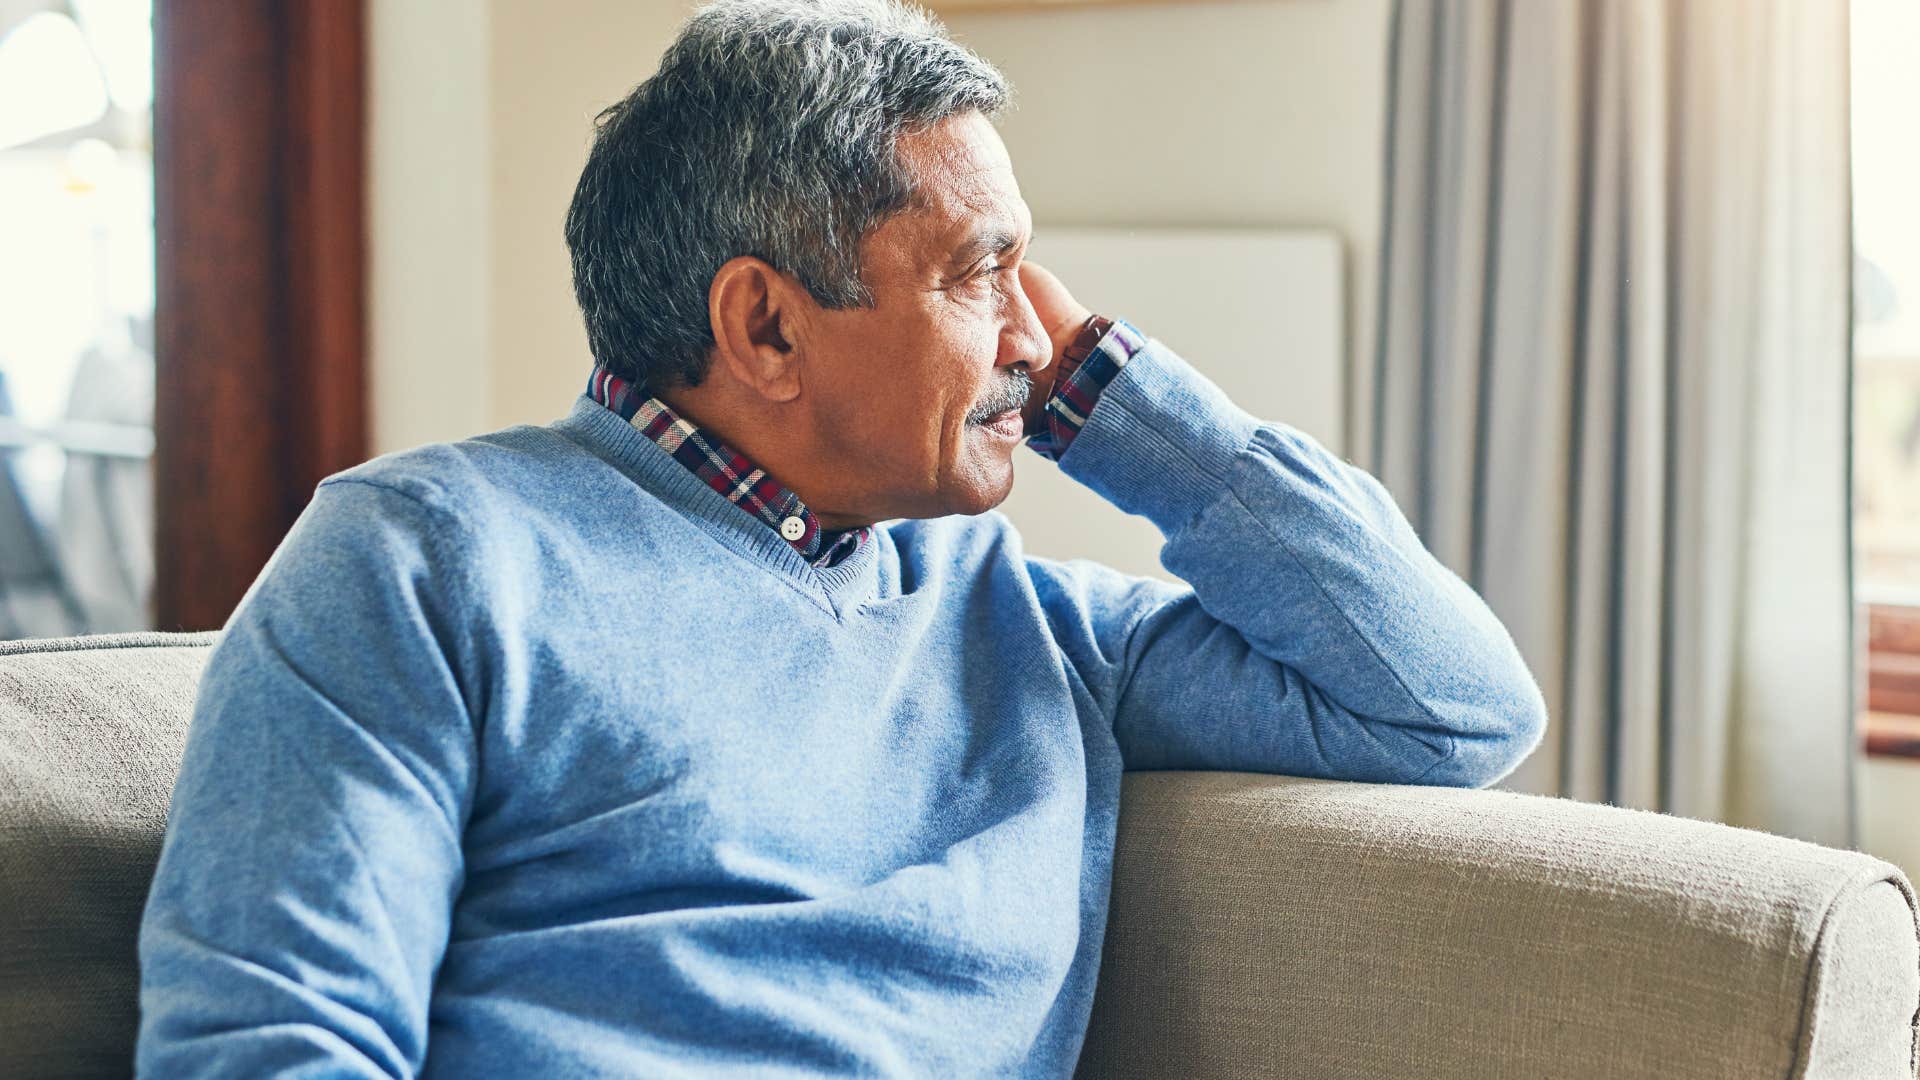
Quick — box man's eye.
[948,262,1010,293]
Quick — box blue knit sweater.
[136,336,1546,1077]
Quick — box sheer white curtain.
[1361,0,1856,846]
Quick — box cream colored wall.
[484,2,687,437]
[368,0,494,453]
[369,0,690,454]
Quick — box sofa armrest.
[1078,772,1919,1080]
[0,632,218,1078]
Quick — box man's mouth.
[967,373,1032,426]
[967,404,1017,424]
[971,407,1024,438]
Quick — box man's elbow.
[1415,682,1549,789]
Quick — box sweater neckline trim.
[551,396,884,615]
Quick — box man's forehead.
[900,110,1015,184]
[920,166,1031,269]
[874,114,1028,273]
[932,210,1028,267]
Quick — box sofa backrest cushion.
[0,632,217,1079]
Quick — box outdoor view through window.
[1854,0,1920,605]
[0,0,154,640]
[1853,0,1920,742]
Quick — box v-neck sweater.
[136,334,1548,1078]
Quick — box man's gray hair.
[564,0,1010,390]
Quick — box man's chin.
[944,438,1018,515]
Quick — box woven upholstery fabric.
[1078,771,1920,1079]
[3,634,1916,1078]
[0,633,216,1080]
[1804,876,1920,1077]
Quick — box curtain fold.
[1366,0,1856,847]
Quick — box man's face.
[800,111,1052,522]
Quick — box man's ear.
[708,256,807,404]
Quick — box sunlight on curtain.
[1372,0,1855,845]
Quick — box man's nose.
[1007,277,1053,374]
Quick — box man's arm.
[137,478,481,1077]
[1017,269,1546,787]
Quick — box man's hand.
[1018,261,1094,438]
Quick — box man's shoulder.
[241,426,608,629]
[881,508,1031,575]
[278,425,625,597]
[318,424,597,522]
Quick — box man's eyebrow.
[945,225,1026,270]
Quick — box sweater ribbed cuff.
[1054,337,1261,536]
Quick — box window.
[0,1,155,639]
[1852,0,1920,755]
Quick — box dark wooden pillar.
[153,1,367,631]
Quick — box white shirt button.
[780,516,806,541]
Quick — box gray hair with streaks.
[564,0,1011,391]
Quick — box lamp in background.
[0,11,107,151]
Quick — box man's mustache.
[967,368,1033,423]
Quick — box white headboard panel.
[1002,226,1345,583]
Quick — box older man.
[136,1,1545,1076]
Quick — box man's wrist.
[1049,314,1109,389]
[1051,332,1263,535]
[1027,316,1144,462]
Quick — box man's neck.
[651,386,875,532]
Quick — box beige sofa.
[2,632,1916,1079]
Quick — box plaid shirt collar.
[587,366,870,568]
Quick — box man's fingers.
[1018,261,1092,346]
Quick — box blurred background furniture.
[53,337,155,633]
[1,632,1915,1079]
[0,354,155,640]
[0,371,88,639]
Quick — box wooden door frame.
[153,0,367,631]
